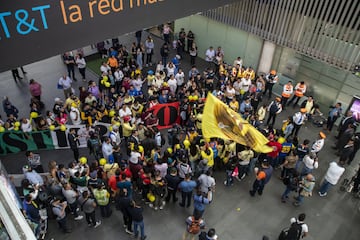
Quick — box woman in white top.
[225,83,236,104]
[75,54,86,81]
[156,60,164,73]
[166,62,176,77]
[167,75,177,94]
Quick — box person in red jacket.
[266,135,282,168]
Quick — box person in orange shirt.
[288,81,307,108]
[107,55,119,73]
[281,81,293,109]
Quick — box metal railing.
[203,0,360,71]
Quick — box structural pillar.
[257,41,276,74]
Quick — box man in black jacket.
[68,128,80,162]
[337,110,355,139]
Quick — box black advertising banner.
[0,0,237,72]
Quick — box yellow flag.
[202,93,273,153]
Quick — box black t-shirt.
[129,206,143,222]
[165,174,181,189]
[116,196,131,215]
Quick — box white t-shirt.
[167,78,177,93]
[240,78,252,92]
[102,142,113,160]
[324,161,345,185]
[175,72,185,86]
[166,65,175,77]
[21,119,32,132]
[225,87,235,99]
[205,49,215,62]
[70,108,81,125]
[119,107,132,118]
[114,70,124,82]
[129,151,141,164]
[100,64,110,73]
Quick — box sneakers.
[94,221,101,228]
[319,191,327,197]
[149,203,153,208]
[240,173,246,180]
[293,202,300,207]
[74,215,83,220]
[154,207,158,211]
[159,206,164,210]
[141,236,147,240]
[125,229,134,235]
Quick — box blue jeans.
[225,170,234,186]
[249,157,258,175]
[319,179,333,194]
[295,194,304,204]
[281,185,293,199]
[300,165,312,176]
[133,220,145,238]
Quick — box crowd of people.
[3,26,360,240]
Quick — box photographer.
[293,173,315,207]
[281,169,299,203]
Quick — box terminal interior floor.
[1,32,360,240]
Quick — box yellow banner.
[202,93,273,153]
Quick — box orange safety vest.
[295,84,306,97]
[282,85,292,98]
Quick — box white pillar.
[257,41,276,74]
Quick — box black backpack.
[279,222,302,240]
[198,231,207,240]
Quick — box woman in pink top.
[29,79,42,101]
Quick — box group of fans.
[7,27,360,240]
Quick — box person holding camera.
[293,173,315,207]
[281,169,299,203]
